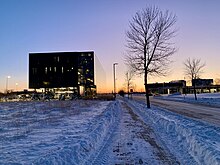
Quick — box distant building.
[29,51,96,96]
[192,79,213,86]
[148,78,220,94]
[190,79,217,93]
[148,80,186,94]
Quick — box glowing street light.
[15,83,18,91]
[6,76,11,93]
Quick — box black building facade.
[29,51,96,96]
[192,79,213,87]
[148,80,186,94]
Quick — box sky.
[0,0,220,93]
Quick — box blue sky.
[0,0,220,92]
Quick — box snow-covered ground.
[0,98,220,164]
[156,92,220,107]
[0,100,120,164]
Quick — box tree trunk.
[144,73,151,108]
[127,81,129,99]
[193,84,197,100]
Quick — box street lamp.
[113,63,118,96]
[6,76,11,93]
[15,83,18,91]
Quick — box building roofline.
[29,51,95,55]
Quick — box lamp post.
[6,76,11,93]
[15,83,18,91]
[113,63,118,97]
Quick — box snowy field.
[156,92,220,107]
[0,98,220,164]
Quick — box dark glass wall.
[29,51,95,90]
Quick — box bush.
[118,90,125,97]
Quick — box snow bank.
[128,100,220,165]
[157,93,220,107]
[0,100,120,164]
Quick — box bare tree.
[183,58,205,100]
[125,6,177,108]
[125,69,135,99]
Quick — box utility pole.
[113,63,118,98]
[6,76,11,93]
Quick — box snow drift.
[128,99,220,165]
[0,100,120,164]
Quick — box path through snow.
[110,100,179,164]
[87,100,179,164]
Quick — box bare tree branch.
[184,58,205,79]
[125,6,177,108]
[183,58,206,100]
[125,69,135,99]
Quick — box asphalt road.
[133,95,220,127]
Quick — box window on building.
[32,68,37,75]
[54,56,60,62]
[45,67,48,74]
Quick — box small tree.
[125,69,135,99]
[125,6,177,108]
[183,58,205,100]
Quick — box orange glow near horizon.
[0,66,219,94]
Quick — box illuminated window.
[54,56,60,62]
[54,67,56,72]
[45,67,48,74]
[62,67,64,73]
[43,81,50,85]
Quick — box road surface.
[133,95,220,126]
